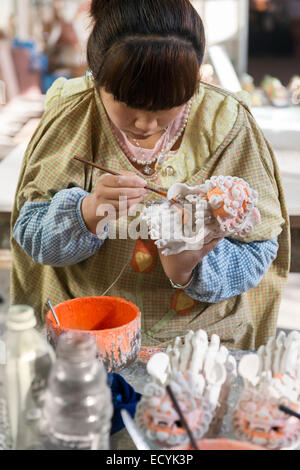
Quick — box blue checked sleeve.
[13,187,108,266]
[185,237,279,303]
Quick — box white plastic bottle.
[5,305,55,450]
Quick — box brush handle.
[166,385,200,450]
[73,156,167,198]
[279,404,300,420]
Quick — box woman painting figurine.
[11,0,289,350]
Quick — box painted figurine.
[260,75,290,107]
[136,329,237,448]
[233,331,300,450]
[240,73,267,107]
[142,175,261,256]
[288,76,300,105]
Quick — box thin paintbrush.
[279,404,300,420]
[73,156,170,199]
[166,384,200,450]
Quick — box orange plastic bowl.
[46,296,141,372]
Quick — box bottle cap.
[7,305,37,331]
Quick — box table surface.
[2,349,299,450]
[0,350,247,450]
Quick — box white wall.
[191,0,249,75]
[0,0,15,32]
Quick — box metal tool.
[47,299,60,326]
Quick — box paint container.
[46,297,141,372]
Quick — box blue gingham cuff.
[13,187,108,266]
[185,237,279,303]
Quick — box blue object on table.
[12,38,49,73]
[42,73,71,94]
[30,52,48,73]
[108,373,142,435]
[12,38,35,50]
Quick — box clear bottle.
[5,305,55,450]
[42,331,113,450]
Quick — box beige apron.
[10,76,290,350]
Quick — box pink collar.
[111,104,187,162]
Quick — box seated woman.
[11,0,289,350]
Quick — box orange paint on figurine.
[206,186,226,217]
[46,296,141,372]
[207,181,250,219]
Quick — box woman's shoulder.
[195,82,252,120]
[196,82,251,112]
[45,74,94,109]
[191,82,251,151]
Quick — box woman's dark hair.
[87,0,205,110]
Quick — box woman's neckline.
[94,86,202,181]
[109,103,188,167]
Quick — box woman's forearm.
[13,187,108,266]
[185,237,279,303]
[81,193,108,235]
[158,238,222,285]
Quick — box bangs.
[97,38,201,111]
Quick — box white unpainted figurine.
[135,329,237,448]
[142,175,261,255]
[233,331,300,450]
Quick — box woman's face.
[100,88,186,140]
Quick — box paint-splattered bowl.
[46,296,141,372]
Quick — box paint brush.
[73,156,170,199]
[279,404,300,420]
[166,384,200,450]
[47,299,60,326]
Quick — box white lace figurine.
[136,329,237,448]
[233,331,300,450]
[142,175,261,255]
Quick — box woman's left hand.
[158,238,223,285]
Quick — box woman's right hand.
[81,172,148,234]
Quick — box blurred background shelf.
[252,106,300,225]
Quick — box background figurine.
[136,329,236,448]
[233,331,300,449]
